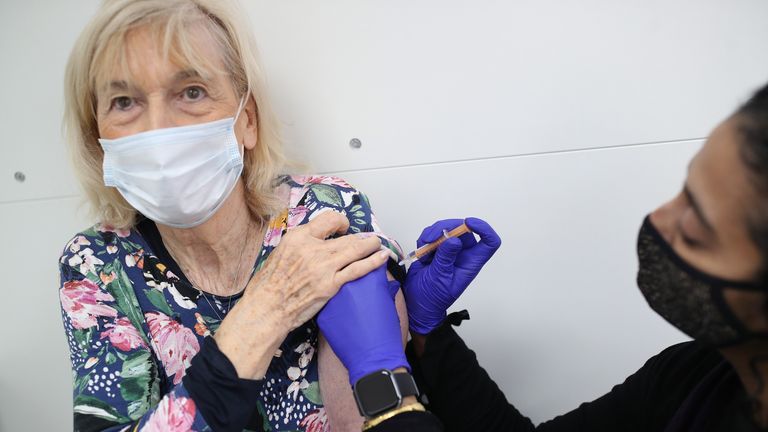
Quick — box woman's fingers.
[254,219,392,330]
[334,250,390,288]
[326,234,383,269]
[305,211,350,239]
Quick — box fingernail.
[379,250,391,260]
[357,232,376,239]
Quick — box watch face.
[355,371,400,417]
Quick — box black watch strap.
[394,372,419,398]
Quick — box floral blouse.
[58,175,404,432]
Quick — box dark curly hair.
[736,81,768,282]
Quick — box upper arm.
[317,271,409,432]
[292,176,409,429]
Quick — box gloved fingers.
[430,237,463,274]
[415,232,477,266]
[465,217,502,258]
[406,257,426,273]
[416,219,465,248]
[456,230,478,248]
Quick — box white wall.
[2,1,767,430]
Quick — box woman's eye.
[183,86,206,101]
[680,232,701,248]
[679,209,704,248]
[111,96,134,111]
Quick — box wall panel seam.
[322,138,705,175]
[0,194,80,206]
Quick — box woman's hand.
[317,265,409,386]
[404,217,501,336]
[214,211,389,379]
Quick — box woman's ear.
[239,95,258,150]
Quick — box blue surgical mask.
[99,101,245,228]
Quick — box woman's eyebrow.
[96,80,132,101]
[172,69,208,83]
[99,70,210,96]
[95,80,130,96]
[107,80,129,91]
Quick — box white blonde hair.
[64,0,287,229]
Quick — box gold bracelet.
[362,402,426,431]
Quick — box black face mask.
[637,215,768,347]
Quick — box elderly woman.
[58,0,407,431]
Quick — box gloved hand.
[404,217,501,335]
[317,264,408,386]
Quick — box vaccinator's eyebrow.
[683,184,714,233]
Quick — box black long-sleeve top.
[371,311,762,432]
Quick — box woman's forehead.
[94,22,228,92]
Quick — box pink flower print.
[288,185,309,208]
[125,250,145,269]
[60,279,118,330]
[98,224,131,238]
[68,248,105,276]
[100,317,146,351]
[292,175,353,189]
[193,313,211,337]
[84,357,99,369]
[100,271,117,285]
[263,225,283,248]
[143,393,197,432]
[67,235,91,253]
[286,206,309,229]
[299,408,330,432]
[146,312,200,385]
[264,209,288,247]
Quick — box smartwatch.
[353,370,419,418]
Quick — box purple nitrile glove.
[317,264,408,386]
[404,217,502,335]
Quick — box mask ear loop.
[232,96,248,157]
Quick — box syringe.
[398,222,472,266]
